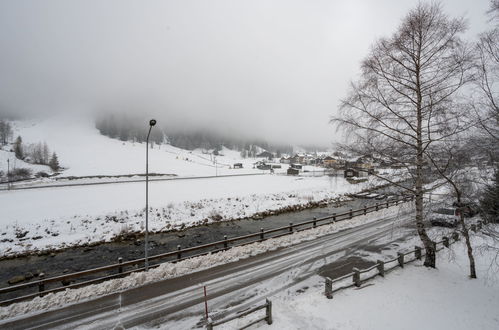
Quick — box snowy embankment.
[0,174,372,257]
[0,201,413,320]
[252,229,499,330]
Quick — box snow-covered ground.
[0,173,369,257]
[260,231,499,330]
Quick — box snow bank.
[0,201,413,320]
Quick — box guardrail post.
[118,257,123,273]
[349,209,353,219]
[452,231,459,241]
[325,277,333,299]
[177,245,182,260]
[363,205,367,215]
[377,260,384,277]
[442,236,449,248]
[223,235,228,249]
[289,222,293,233]
[471,224,477,232]
[375,203,379,211]
[415,246,422,260]
[352,268,361,287]
[38,272,45,296]
[260,228,264,241]
[313,217,317,228]
[266,299,273,325]
[397,253,404,268]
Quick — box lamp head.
[149,119,157,127]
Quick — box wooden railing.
[206,299,272,330]
[0,196,414,306]
[323,223,484,299]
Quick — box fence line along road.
[0,196,414,306]
[323,223,484,299]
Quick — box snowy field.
[0,173,368,257]
[1,114,298,178]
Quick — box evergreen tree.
[49,152,60,171]
[14,136,23,159]
[480,166,499,223]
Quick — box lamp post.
[145,119,156,271]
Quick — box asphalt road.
[1,206,415,330]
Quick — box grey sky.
[0,0,491,146]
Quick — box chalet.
[280,157,291,164]
[323,156,338,168]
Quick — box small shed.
[233,163,243,169]
[287,168,300,175]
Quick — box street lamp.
[145,119,156,270]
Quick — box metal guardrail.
[323,226,481,299]
[0,196,414,306]
[207,299,272,330]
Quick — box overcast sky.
[0,0,492,147]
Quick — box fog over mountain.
[0,0,490,147]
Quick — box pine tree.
[49,152,60,171]
[14,136,24,159]
[480,166,499,223]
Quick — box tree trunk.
[456,193,477,278]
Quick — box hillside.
[2,114,271,178]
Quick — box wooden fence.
[206,299,272,330]
[324,221,484,299]
[0,196,413,306]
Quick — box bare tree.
[332,3,473,267]
[426,144,477,278]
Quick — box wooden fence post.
[386,200,389,208]
[289,222,293,233]
[452,231,459,241]
[313,217,317,228]
[442,236,449,248]
[118,257,123,273]
[38,272,45,296]
[177,245,182,260]
[260,228,264,241]
[377,260,384,277]
[363,205,367,215]
[397,253,404,268]
[375,203,379,211]
[415,246,422,260]
[333,213,336,222]
[353,268,361,287]
[223,235,228,249]
[325,277,333,299]
[266,299,273,325]
[349,209,353,219]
